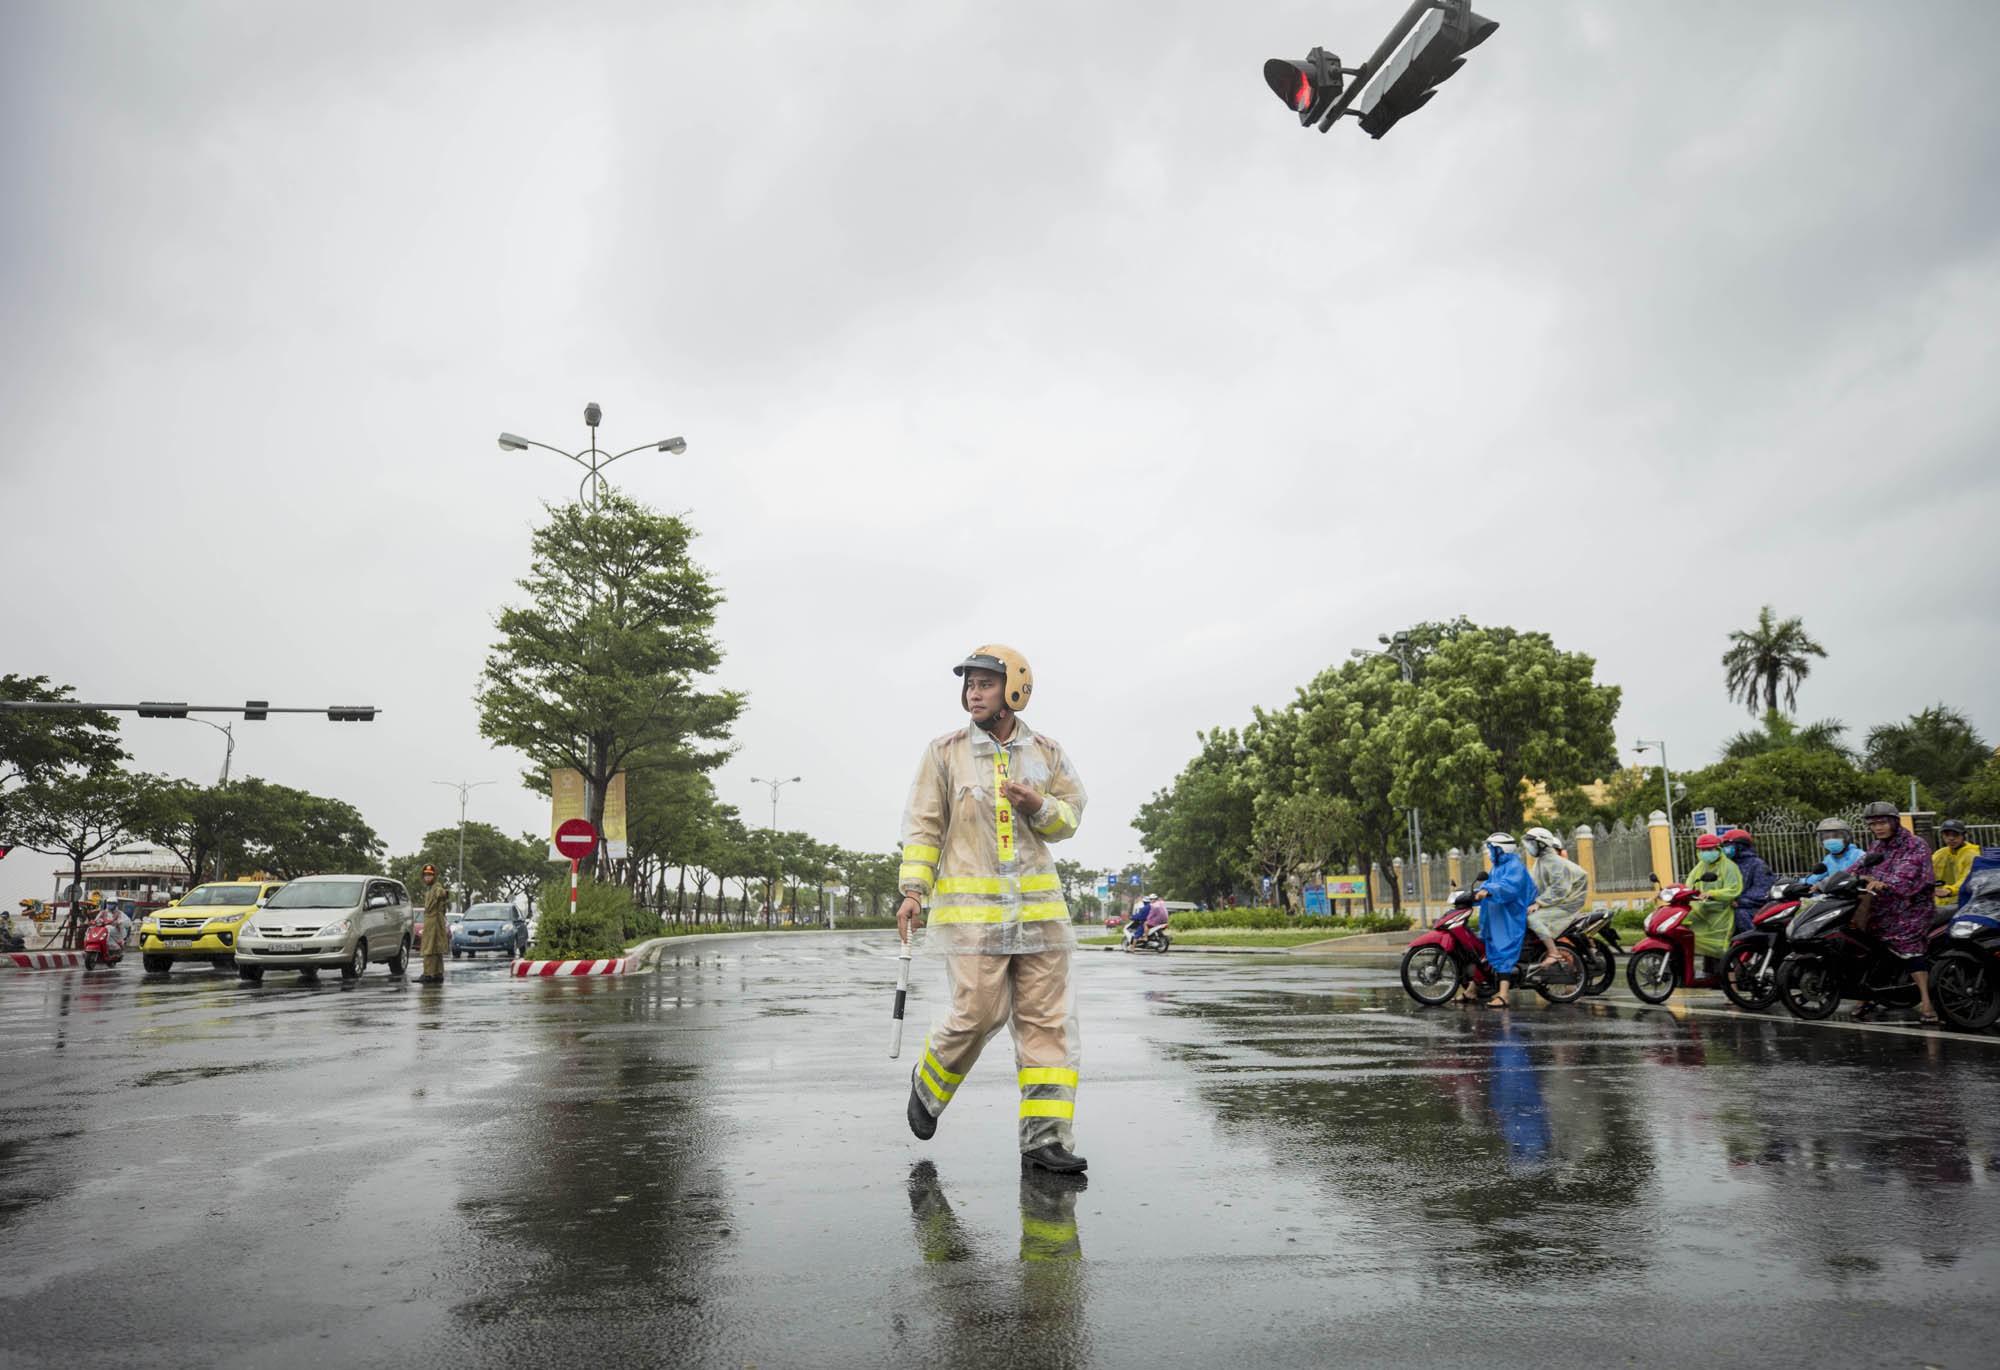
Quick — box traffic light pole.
[0,702,378,720]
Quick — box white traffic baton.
[889,925,914,1058]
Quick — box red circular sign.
[554,818,598,860]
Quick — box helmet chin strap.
[974,706,1012,734]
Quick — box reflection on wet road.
[2,938,1995,1368]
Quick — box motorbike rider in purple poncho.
[1474,833,1534,1008]
[1857,801,1941,1025]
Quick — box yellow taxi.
[138,880,285,973]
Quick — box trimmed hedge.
[1156,907,1413,934]
[529,878,633,960]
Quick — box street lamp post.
[497,401,688,511]
[431,780,496,912]
[1633,739,1679,882]
[1353,631,1430,924]
[749,776,800,925]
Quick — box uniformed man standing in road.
[418,864,450,984]
[898,644,1090,1174]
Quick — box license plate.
[163,936,194,944]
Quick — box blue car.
[451,902,529,959]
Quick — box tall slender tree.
[1863,705,1989,812]
[476,494,743,868]
[1722,606,1826,716]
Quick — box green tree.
[9,770,153,928]
[227,778,383,879]
[1682,750,1921,827]
[1862,705,1990,813]
[389,822,552,905]
[136,777,243,883]
[1722,605,1826,716]
[475,493,743,870]
[1720,708,1851,762]
[1957,756,2000,823]
[0,676,125,791]
[1135,728,1256,906]
[1387,625,1621,841]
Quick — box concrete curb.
[512,930,795,979]
[511,955,633,977]
[3,950,87,970]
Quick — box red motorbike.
[1399,888,1585,1006]
[83,914,127,970]
[1625,883,1729,1003]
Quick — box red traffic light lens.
[1293,72,1313,111]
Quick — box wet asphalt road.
[2,936,1997,1370]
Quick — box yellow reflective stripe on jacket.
[929,901,1070,924]
[992,747,1015,863]
[902,844,940,864]
[919,1062,955,1104]
[1018,1067,1079,1088]
[1019,1099,1075,1119]
[933,874,1061,896]
[898,863,934,888]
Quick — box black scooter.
[1777,853,1949,1021]
[1928,872,2000,1031]
[1719,876,1818,1011]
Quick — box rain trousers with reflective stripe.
[900,721,1087,1152]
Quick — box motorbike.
[1773,853,1944,1021]
[1399,888,1585,1006]
[1925,870,2000,1031]
[1560,908,1620,997]
[1121,912,1171,953]
[1625,882,1726,1004]
[1718,878,1817,1011]
[0,912,25,954]
[83,914,128,970]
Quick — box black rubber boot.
[907,1067,937,1141]
[1021,1142,1087,1174]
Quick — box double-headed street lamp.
[1632,739,1684,881]
[749,775,801,832]
[432,779,496,912]
[1352,632,1429,922]
[498,401,687,509]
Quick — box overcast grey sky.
[4,1,1996,902]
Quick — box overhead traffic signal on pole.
[1354,1,1497,140]
[137,702,189,719]
[327,706,377,722]
[1262,46,1344,128]
[244,700,268,721]
[1263,1,1497,142]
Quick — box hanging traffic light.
[1354,2,1496,140]
[137,702,189,719]
[243,700,269,721]
[1263,1,1498,141]
[326,706,377,722]
[1262,46,1344,128]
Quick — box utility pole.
[1634,739,1678,882]
[431,780,496,912]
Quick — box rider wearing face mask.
[1721,828,1773,934]
[1689,833,1743,970]
[1809,817,1864,888]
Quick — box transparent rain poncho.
[900,720,1088,1151]
[898,723,1087,958]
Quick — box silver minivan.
[235,875,413,983]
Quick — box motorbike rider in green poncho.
[1688,833,1743,969]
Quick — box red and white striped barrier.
[511,956,632,978]
[5,951,87,970]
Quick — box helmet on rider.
[1940,818,1967,836]
[1522,826,1561,858]
[1695,833,1725,863]
[1860,801,1901,833]
[1815,816,1852,854]
[1721,827,1752,844]
[1485,832,1517,862]
[954,644,1033,732]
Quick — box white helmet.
[1486,832,1517,853]
[1523,826,1560,856]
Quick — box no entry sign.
[554,818,598,861]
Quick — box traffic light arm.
[0,702,380,719]
[1315,0,1444,131]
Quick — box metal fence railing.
[1589,818,1655,890]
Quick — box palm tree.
[1721,709,1851,761]
[1864,705,1990,812]
[1722,605,1826,716]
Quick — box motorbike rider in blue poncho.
[1473,832,1534,1009]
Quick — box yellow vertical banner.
[549,768,587,858]
[603,772,629,858]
